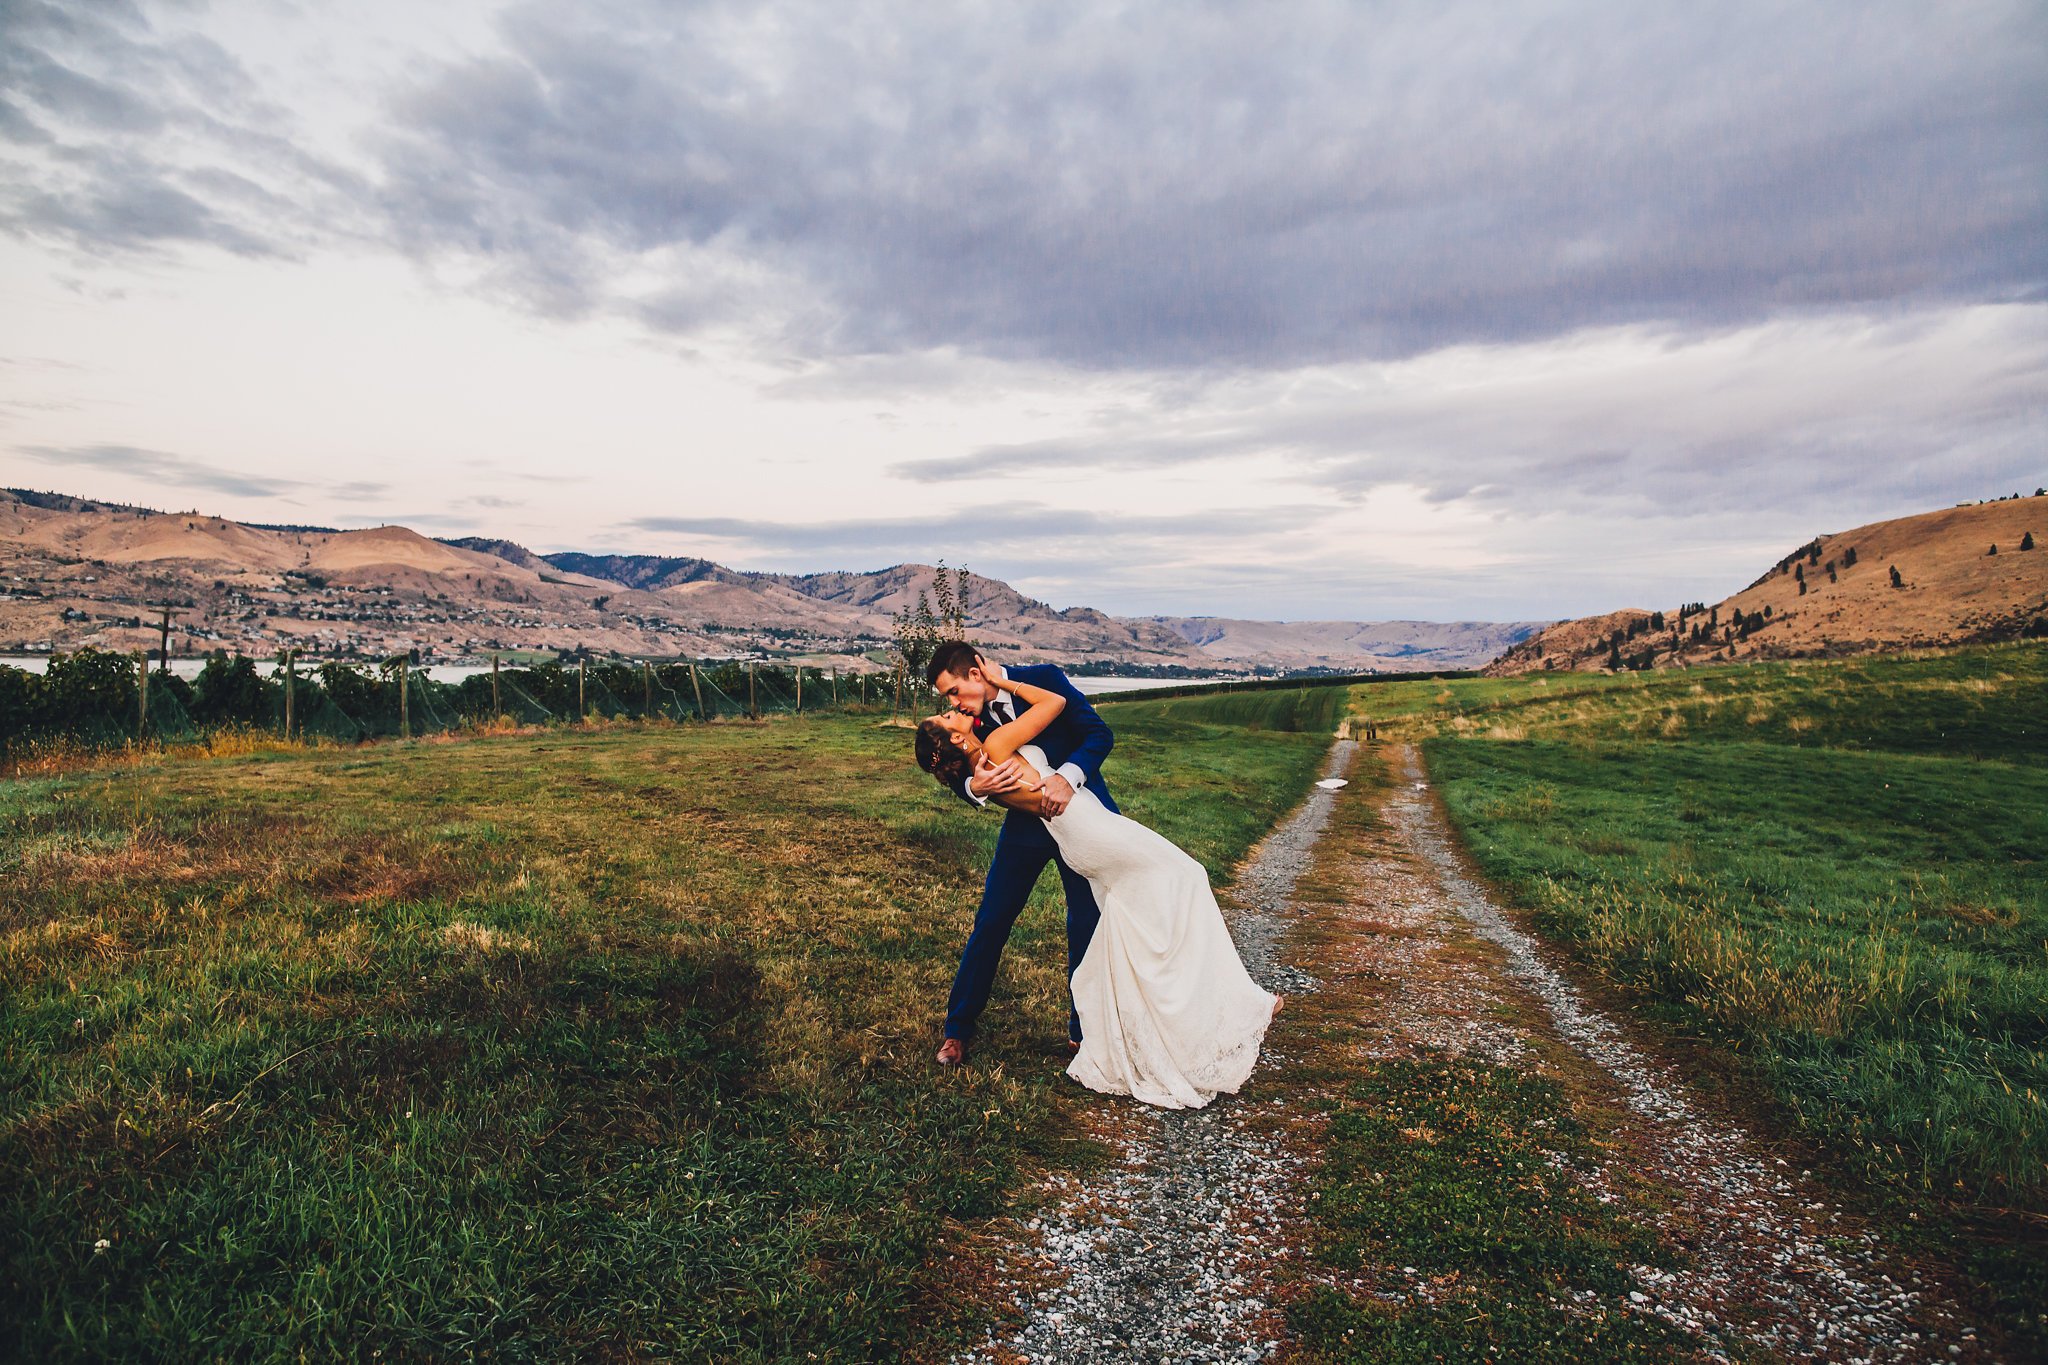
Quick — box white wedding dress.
[1020,744,1279,1109]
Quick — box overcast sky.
[1,0,2042,621]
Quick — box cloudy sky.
[1,1,2042,621]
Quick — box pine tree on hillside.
[2023,532,2036,551]
[1844,547,1859,567]
[1606,641,1623,672]
[1987,544,1998,556]
[1889,565,1903,588]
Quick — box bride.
[916,671,1284,1109]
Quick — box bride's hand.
[968,753,1032,798]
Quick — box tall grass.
[1357,643,2047,758]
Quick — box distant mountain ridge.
[0,489,1529,672]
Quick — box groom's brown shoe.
[936,1038,967,1067]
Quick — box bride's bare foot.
[1270,994,1287,1019]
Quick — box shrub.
[191,652,278,727]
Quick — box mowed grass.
[1376,643,2046,1343]
[1098,681,1347,738]
[0,709,1330,1361]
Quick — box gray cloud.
[6,1,2041,370]
[620,500,1326,560]
[371,0,2047,368]
[21,443,304,498]
[889,308,2048,524]
[0,1,355,260]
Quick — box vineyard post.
[578,658,587,717]
[795,667,803,714]
[282,650,295,739]
[398,659,410,740]
[491,654,501,716]
[892,663,902,717]
[145,601,187,677]
[748,663,758,719]
[642,661,653,717]
[134,649,147,740]
[689,661,706,721]
[831,666,839,706]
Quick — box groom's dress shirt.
[965,662,1088,808]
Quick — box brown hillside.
[0,487,1565,673]
[1488,496,2048,675]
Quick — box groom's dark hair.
[925,641,983,689]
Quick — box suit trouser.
[943,811,1105,1044]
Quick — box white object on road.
[1315,778,1349,789]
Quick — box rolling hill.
[1487,495,2048,675]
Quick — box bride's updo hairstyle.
[915,718,974,790]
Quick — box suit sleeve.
[1037,665,1114,789]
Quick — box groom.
[924,641,1117,1066]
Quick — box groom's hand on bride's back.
[1037,774,1074,817]
[968,756,1029,799]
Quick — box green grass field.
[1365,643,2046,1343]
[0,707,1330,1361]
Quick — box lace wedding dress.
[1020,744,1278,1109]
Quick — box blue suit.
[943,663,1117,1044]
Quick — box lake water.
[0,655,1230,696]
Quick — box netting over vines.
[0,650,914,760]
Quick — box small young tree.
[1988,543,1998,556]
[1844,546,1859,567]
[1889,564,1903,588]
[2023,532,2036,551]
[889,562,973,698]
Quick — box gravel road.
[952,739,2002,1363]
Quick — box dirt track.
[953,740,1998,1364]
